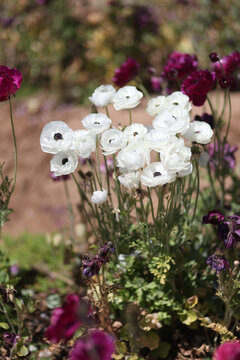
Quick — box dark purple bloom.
[194,112,214,129]
[202,209,224,225]
[224,215,240,248]
[206,254,229,274]
[82,242,114,278]
[70,330,115,360]
[181,69,215,106]
[213,341,240,360]
[133,6,158,33]
[50,172,70,182]
[112,58,140,87]
[212,51,240,77]
[163,52,198,81]
[3,333,20,345]
[0,66,22,102]
[208,142,238,171]
[150,76,163,92]
[45,294,86,343]
[209,52,220,63]
[218,75,233,89]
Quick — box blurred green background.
[0,0,239,103]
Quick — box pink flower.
[0,66,22,102]
[112,58,140,87]
[181,70,215,106]
[150,76,163,92]
[213,341,240,360]
[163,51,198,81]
[69,330,115,360]
[212,51,240,77]
[45,294,87,343]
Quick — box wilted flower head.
[82,242,114,277]
[213,341,240,360]
[202,209,224,225]
[163,52,198,81]
[112,57,140,87]
[206,253,229,274]
[0,66,22,102]
[70,330,115,360]
[224,215,240,248]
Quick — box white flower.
[89,85,116,107]
[123,123,148,141]
[73,130,96,158]
[118,171,140,189]
[140,162,176,187]
[160,137,192,173]
[146,96,168,116]
[82,113,112,134]
[144,129,176,152]
[177,162,193,177]
[100,128,127,156]
[199,152,210,167]
[183,121,213,144]
[112,86,143,110]
[40,121,74,154]
[166,91,191,111]
[91,189,108,204]
[50,150,78,176]
[153,105,190,135]
[116,141,150,171]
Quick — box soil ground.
[0,92,239,236]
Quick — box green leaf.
[0,322,10,329]
[46,294,61,309]
[139,331,159,350]
[15,297,23,310]
[150,341,171,359]
[17,345,29,357]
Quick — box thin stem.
[95,136,103,189]
[0,299,16,334]
[128,109,132,125]
[139,197,150,247]
[9,97,18,198]
[192,160,200,222]
[105,106,110,118]
[104,156,113,206]
[224,90,232,142]
[64,180,75,242]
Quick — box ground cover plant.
[1,34,240,360]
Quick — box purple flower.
[100,158,114,176]
[224,215,240,248]
[202,209,224,225]
[0,66,22,102]
[45,294,88,343]
[181,69,215,106]
[212,51,240,77]
[209,52,220,63]
[3,333,20,345]
[10,264,19,276]
[213,341,240,360]
[133,6,158,33]
[206,254,229,274]
[82,242,114,278]
[150,76,163,92]
[163,51,198,81]
[70,330,115,360]
[194,112,214,129]
[112,58,140,87]
[208,142,238,171]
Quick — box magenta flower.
[208,142,238,171]
[181,69,215,106]
[202,209,224,225]
[213,341,240,360]
[45,294,84,343]
[163,51,198,81]
[0,66,22,102]
[150,76,163,92]
[112,58,140,87]
[212,51,240,77]
[70,330,115,360]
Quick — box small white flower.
[40,121,74,154]
[177,162,193,177]
[73,130,96,158]
[160,137,192,173]
[146,96,168,116]
[166,91,191,111]
[116,141,150,171]
[123,123,148,141]
[118,171,140,189]
[183,121,213,144]
[112,86,143,110]
[140,162,176,187]
[153,105,190,136]
[82,113,112,134]
[100,128,127,156]
[50,150,78,176]
[144,129,176,152]
[91,189,108,204]
[199,152,210,167]
[89,85,116,107]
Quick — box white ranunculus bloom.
[160,137,192,173]
[100,128,127,156]
[50,150,78,176]
[144,129,176,152]
[89,85,116,107]
[183,121,213,144]
[73,130,96,158]
[91,189,108,204]
[81,113,112,134]
[112,86,143,110]
[118,171,140,189]
[140,162,176,187]
[146,96,168,116]
[153,105,190,135]
[166,91,191,111]
[116,141,150,171]
[40,121,74,154]
[177,162,193,177]
[123,123,148,141]
[199,152,210,167]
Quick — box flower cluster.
[0,65,22,102]
[82,241,114,278]
[112,57,140,87]
[162,51,198,81]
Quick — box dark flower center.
[94,121,100,125]
[62,158,68,165]
[126,96,130,99]
[153,171,161,177]
[54,133,63,141]
[133,132,138,136]
[173,102,179,105]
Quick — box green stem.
[192,160,200,222]
[128,109,132,125]
[64,180,75,242]
[104,156,113,206]
[0,299,16,334]
[9,97,18,198]
[96,136,103,189]
[105,106,110,118]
